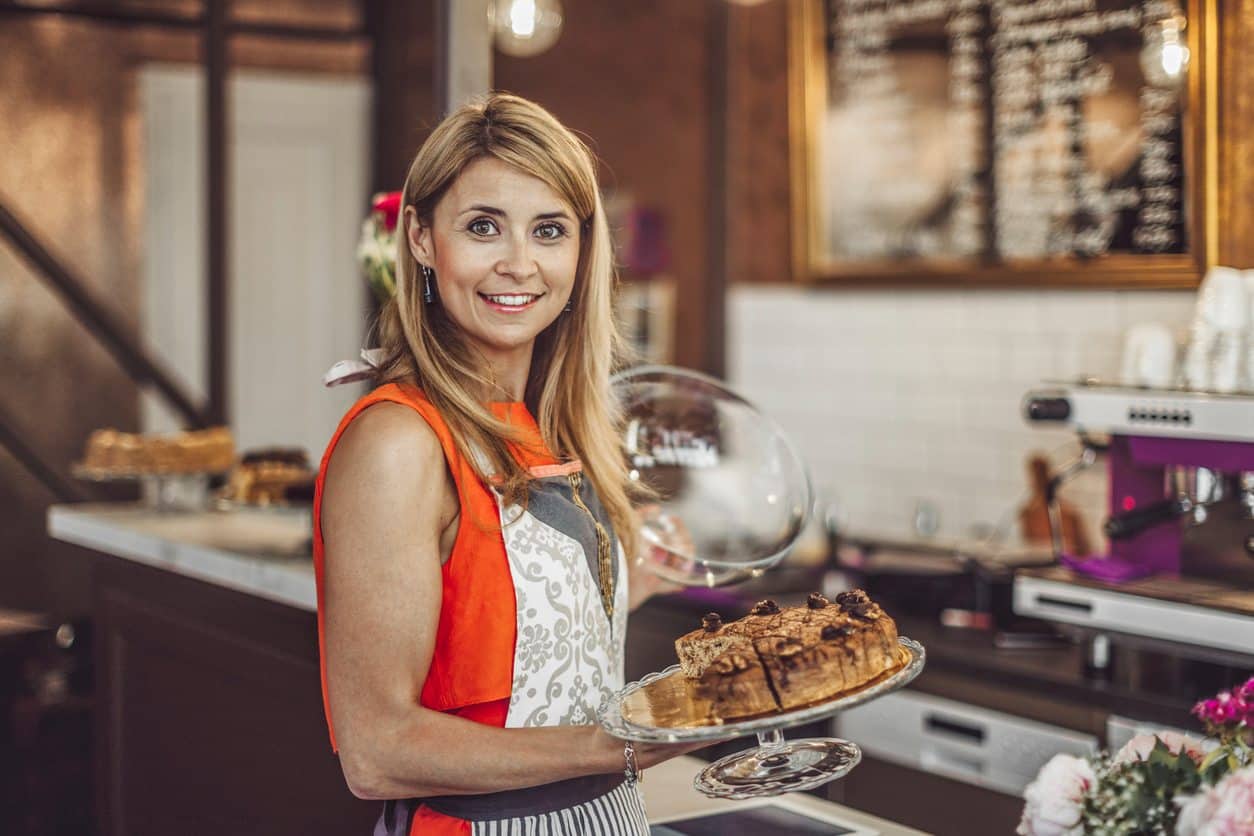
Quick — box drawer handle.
[924,714,987,744]
[1035,594,1093,614]
[921,747,987,778]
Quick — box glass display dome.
[614,365,813,587]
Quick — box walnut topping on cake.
[807,592,831,610]
[835,589,869,607]
[836,589,878,619]
[750,599,781,616]
[701,612,723,633]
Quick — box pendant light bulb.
[492,0,564,58]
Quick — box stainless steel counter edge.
[1014,573,1254,657]
[46,504,317,611]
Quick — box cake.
[218,448,314,506]
[674,590,900,719]
[80,426,236,475]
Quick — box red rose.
[372,191,402,232]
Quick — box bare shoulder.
[333,401,442,469]
[323,401,451,524]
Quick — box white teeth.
[483,294,538,306]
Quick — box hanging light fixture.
[1140,6,1189,87]
[491,0,564,58]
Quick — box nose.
[495,233,538,281]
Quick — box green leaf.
[1200,747,1226,772]
[1203,754,1232,784]
[1148,737,1175,766]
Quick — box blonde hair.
[372,92,641,561]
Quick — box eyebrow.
[462,204,574,222]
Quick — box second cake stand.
[599,636,925,799]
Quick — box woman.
[314,93,695,835]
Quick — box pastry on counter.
[79,426,236,475]
[675,590,900,719]
[218,447,314,507]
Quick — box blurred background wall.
[7,0,1254,614]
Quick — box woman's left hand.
[627,504,690,610]
[627,554,687,612]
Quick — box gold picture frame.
[788,0,1216,288]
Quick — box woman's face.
[408,156,580,374]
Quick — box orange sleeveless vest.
[314,382,611,835]
[313,382,561,712]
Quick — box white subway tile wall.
[728,285,1196,545]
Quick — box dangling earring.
[421,265,435,304]
[564,296,573,312]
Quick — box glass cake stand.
[72,465,227,512]
[599,636,925,799]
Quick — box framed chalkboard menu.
[788,0,1214,287]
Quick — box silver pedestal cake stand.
[599,636,925,799]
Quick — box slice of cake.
[676,613,778,718]
[674,590,900,719]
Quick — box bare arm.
[322,404,696,800]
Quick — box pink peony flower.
[1176,767,1254,835]
[1114,731,1208,766]
[1018,754,1096,836]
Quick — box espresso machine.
[1017,381,1254,663]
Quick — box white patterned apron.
[375,457,647,836]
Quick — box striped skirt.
[376,774,649,835]
[466,780,648,835]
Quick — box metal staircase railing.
[0,200,214,503]
[0,201,214,430]
[0,401,89,503]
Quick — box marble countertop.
[47,503,317,611]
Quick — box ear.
[405,206,434,268]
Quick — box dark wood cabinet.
[832,755,1024,836]
[89,549,376,835]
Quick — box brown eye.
[468,218,497,236]
[535,222,567,241]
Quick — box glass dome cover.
[614,365,813,587]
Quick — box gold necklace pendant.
[567,471,615,623]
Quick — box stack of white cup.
[1122,266,1254,393]
[1121,322,1177,389]
[1246,271,1254,391]
[1179,266,1249,393]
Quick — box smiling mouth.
[479,292,545,310]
